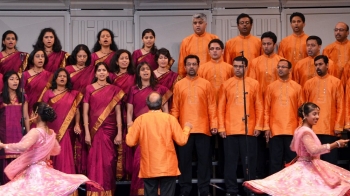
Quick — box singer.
[217,56,263,196]
[0,70,30,184]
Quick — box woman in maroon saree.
[127,62,172,195]
[32,28,68,73]
[22,48,53,117]
[83,62,124,196]
[0,31,28,75]
[0,73,3,92]
[110,49,135,181]
[132,29,158,71]
[91,28,118,67]
[0,70,30,184]
[42,68,83,177]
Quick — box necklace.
[45,50,53,54]
[97,82,107,87]
[32,68,43,74]
[75,64,85,71]
[4,49,16,56]
[56,88,67,92]
[10,95,17,102]
[100,50,111,55]
[156,68,168,74]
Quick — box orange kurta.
[342,64,350,88]
[170,76,217,136]
[217,76,264,135]
[177,32,219,77]
[293,56,337,87]
[345,78,350,129]
[126,111,190,178]
[264,78,304,136]
[197,57,233,97]
[278,33,308,69]
[303,74,344,135]
[323,39,350,79]
[248,53,284,96]
[224,34,261,67]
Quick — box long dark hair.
[110,49,135,74]
[32,28,62,52]
[67,44,91,66]
[92,28,118,52]
[32,102,57,122]
[1,70,23,104]
[2,30,18,51]
[135,62,157,90]
[27,48,48,68]
[92,62,112,84]
[141,29,157,55]
[298,102,320,120]
[50,68,72,91]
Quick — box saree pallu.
[0,102,23,184]
[44,51,69,73]
[66,65,95,93]
[132,49,158,71]
[111,73,135,181]
[156,71,182,109]
[84,84,124,195]
[42,90,83,175]
[91,52,115,67]
[0,74,3,93]
[0,51,28,75]
[127,84,172,195]
[23,70,53,116]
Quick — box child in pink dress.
[0,102,101,195]
[244,102,350,196]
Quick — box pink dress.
[244,126,350,196]
[0,127,101,196]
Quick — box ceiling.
[0,0,349,10]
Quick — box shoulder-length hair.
[27,48,48,68]
[50,68,72,91]
[135,62,157,90]
[92,28,118,52]
[1,70,23,104]
[67,44,91,66]
[92,62,112,84]
[2,30,18,51]
[32,27,62,52]
[110,49,135,75]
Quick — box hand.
[85,133,91,146]
[74,124,82,135]
[114,134,122,145]
[210,128,218,135]
[265,130,272,143]
[127,121,133,128]
[334,130,342,135]
[219,131,226,138]
[337,139,350,148]
[184,122,193,129]
[253,130,260,137]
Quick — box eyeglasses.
[334,28,346,32]
[276,66,289,69]
[209,47,222,51]
[233,65,245,69]
[186,63,198,67]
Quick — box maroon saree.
[44,51,69,73]
[0,51,28,75]
[84,84,124,195]
[132,49,158,71]
[91,52,115,68]
[42,89,83,175]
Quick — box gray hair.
[192,13,207,22]
[146,92,162,110]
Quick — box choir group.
[0,11,349,196]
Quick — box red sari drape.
[132,49,158,71]
[127,84,172,195]
[156,70,182,109]
[0,51,28,75]
[91,52,115,68]
[42,89,83,175]
[44,51,68,73]
[84,84,124,195]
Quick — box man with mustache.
[323,22,350,81]
[294,36,337,87]
[217,56,263,196]
[177,13,219,78]
[171,54,217,196]
[303,55,344,164]
[278,12,308,71]
[264,59,303,175]
[224,13,261,75]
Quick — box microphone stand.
[20,53,26,136]
[240,51,251,182]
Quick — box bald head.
[334,22,349,42]
[146,92,162,110]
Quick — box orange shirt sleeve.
[171,116,191,146]
[248,58,257,80]
[170,83,180,119]
[263,84,272,131]
[126,118,141,147]
[224,41,233,65]
[278,40,285,58]
[335,80,345,131]
[217,84,227,132]
[254,81,264,130]
[206,82,218,129]
[345,79,350,129]
[178,39,187,78]
[293,62,301,84]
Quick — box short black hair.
[233,56,248,67]
[28,48,48,68]
[279,59,292,69]
[184,54,200,65]
[208,39,224,50]
[261,31,277,44]
[298,102,320,120]
[67,44,91,66]
[50,68,72,91]
[307,36,322,45]
[2,30,18,51]
[314,55,328,65]
[237,13,253,25]
[290,12,305,23]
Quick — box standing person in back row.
[177,13,219,78]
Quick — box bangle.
[326,143,330,150]
[335,141,341,148]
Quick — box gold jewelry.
[100,50,111,55]
[55,88,67,92]
[96,82,107,87]
[156,69,168,74]
[32,68,43,74]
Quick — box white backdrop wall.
[0,7,349,69]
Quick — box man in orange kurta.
[171,54,217,196]
[224,13,261,71]
[345,78,350,131]
[217,56,263,196]
[126,92,192,196]
[198,38,233,98]
[264,59,303,175]
[248,31,284,96]
[294,36,337,87]
[177,13,219,78]
[278,12,308,69]
[303,55,344,164]
[323,22,350,80]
